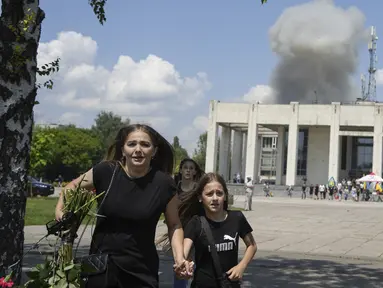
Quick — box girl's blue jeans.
[173,275,188,288]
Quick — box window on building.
[262,137,273,148]
[297,129,308,176]
[260,170,276,176]
[351,137,372,177]
[283,128,308,176]
[261,151,277,167]
[340,136,347,170]
[260,149,277,178]
[272,137,277,149]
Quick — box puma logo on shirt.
[223,233,238,243]
[208,233,238,252]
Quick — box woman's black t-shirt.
[184,211,253,288]
[91,161,176,287]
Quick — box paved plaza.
[23,196,383,287]
[234,196,383,259]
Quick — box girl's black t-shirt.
[91,161,176,287]
[184,211,253,287]
[177,181,197,201]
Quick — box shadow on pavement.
[22,245,383,287]
[246,255,382,288]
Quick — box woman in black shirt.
[55,124,190,287]
[179,173,257,288]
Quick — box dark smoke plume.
[269,0,367,104]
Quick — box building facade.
[205,100,383,185]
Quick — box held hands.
[173,259,194,279]
[226,264,246,281]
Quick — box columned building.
[205,100,383,185]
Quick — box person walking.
[172,158,204,288]
[244,176,254,211]
[301,182,307,199]
[181,173,257,288]
[286,185,293,198]
[55,124,191,287]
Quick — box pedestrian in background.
[244,176,254,211]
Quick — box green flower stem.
[59,242,73,265]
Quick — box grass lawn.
[25,197,57,225]
[25,197,242,226]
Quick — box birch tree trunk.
[0,0,44,283]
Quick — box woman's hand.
[55,209,64,221]
[173,259,194,279]
[226,264,245,281]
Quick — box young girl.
[175,158,204,201]
[173,158,204,288]
[179,173,257,288]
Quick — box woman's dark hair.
[104,124,174,174]
[174,158,204,185]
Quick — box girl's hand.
[226,264,245,281]
[173,260,194,279]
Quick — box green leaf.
[56,278,69,288]
[26,270,40,279]
[64,263,74,271]
[38,267,50,280]
[36,263,45,271]
[67,267,79,282]
[48,275,58,285]
[56,269,66,278]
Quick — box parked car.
[26,176,55,197]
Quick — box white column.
[231,130,243,178]
[373,104,383,177]
[328,102,340,182]
[245,104,259,180]
[241,133,247,179]
[346,136,352,172]
[276,126,285,185]
[286,102,299,186]
[219,126,231,180]
[205,100,219,172]
[255,135,262,182]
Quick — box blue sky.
[36,0,383,153]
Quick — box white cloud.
[243,84,277,104]
[192,115,209,131]
[130,116,171,131]
[179,115,209,155]
[59,112,83,126]
[37,31,210,115]
[36,31,211,147]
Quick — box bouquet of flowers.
[0,274,14,288]
[23,178,104,288]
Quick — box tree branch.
[89,0,107,25]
